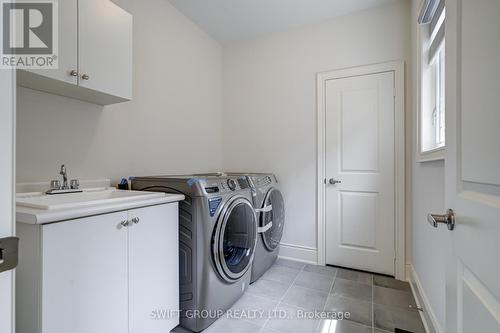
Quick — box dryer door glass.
[261,188,285,251]
[215,197,257,281]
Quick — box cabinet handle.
[131,217,140,225]
[120,220,130,227]
[81,73,90,80]
[69,70,78,77]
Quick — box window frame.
[416,2,446,162]
[434,47,445,147]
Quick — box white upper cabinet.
[17,0,132,105]
[78,0,133,100]
[22,0,78,84]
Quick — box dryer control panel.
[252,175,273,188]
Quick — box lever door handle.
[0,237,19,273]
[428,209,455,230]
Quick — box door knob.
[81,73,90,80]
[69,70,78,77]
[328,178,342,185]
[427,209,455,230]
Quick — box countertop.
[16,192,184,225]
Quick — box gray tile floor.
[181,259,426,333]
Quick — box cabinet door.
[128,204,180,333]
[42,212,128,333]
[21,0,78,84]
[78,0,132,100]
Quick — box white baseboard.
[406,264,442,333]
[279,242,317,264]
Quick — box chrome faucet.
[46,164,82,194]
[60,164,69,190]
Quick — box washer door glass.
[215,197,257,281]
[261,188,285,251]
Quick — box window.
[418,0,445,159]
[434,48,445,147]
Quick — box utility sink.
[16,188,165,211]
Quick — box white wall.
[222,1,412,258]
[16,0,223,183]
[409,0,446,330]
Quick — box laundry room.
[2,0,499,333]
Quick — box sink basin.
[16,188,165,210]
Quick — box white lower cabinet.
[16,203,179,333]
[42,211,129,333]
[128,204,179,332]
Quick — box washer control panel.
[202,177,247,194]
[227,179,237,191]
[208,197,223,217]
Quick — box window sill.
[417,147,445,163]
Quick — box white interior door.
[444,0,500,332]
[0,69,15,333]
[325,71,395,276]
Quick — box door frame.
[316,61,406,280]
[0,68,16,332]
